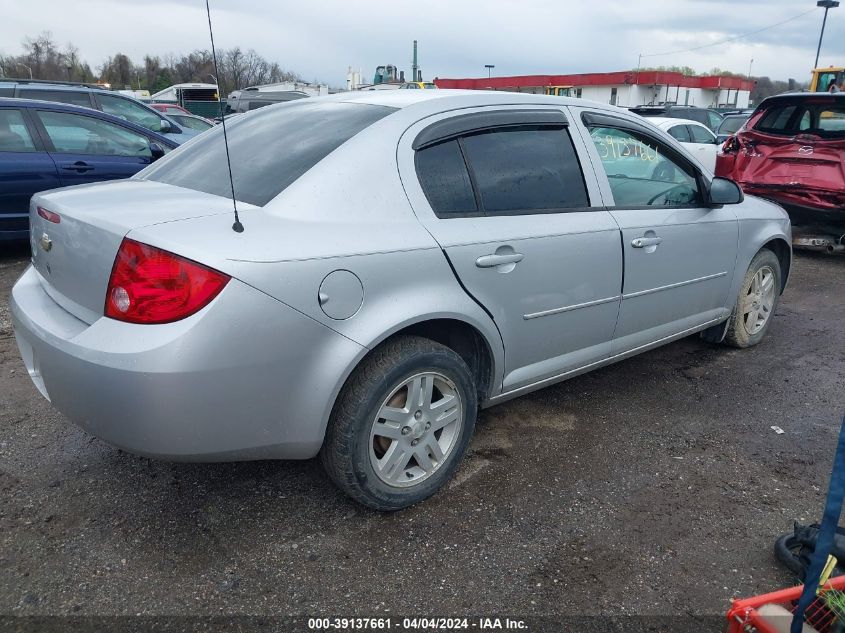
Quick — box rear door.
[399,107,623,394]
[32,109,159,186]
[574,109,738,354]
[0,107,59,236]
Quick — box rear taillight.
[105,238,230,324]
[37,206,61,223]
[722,136,739,154]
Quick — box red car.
[150,103,191,116]
[716,93,845,250]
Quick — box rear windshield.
[141,101,395,206]
[755,101,845,138]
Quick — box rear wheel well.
[761,238,791,292]
[384,320,494,404]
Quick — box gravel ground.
[0,245,844,628]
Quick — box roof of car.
[761,91,845,103]
[647,116,712,129]
[0,78,107,91]
[330,88,623,112]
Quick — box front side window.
[667,125,691,142]
[689,124,717,144]
[142,101,395,206]
[97,94,165,133]
[37,110,153,157]
[0,109,37,152]
[589,125,701,207]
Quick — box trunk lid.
[29,179,251,324]
[734,131,845,192]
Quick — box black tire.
[723,248,782,348]
[321,335,477,511]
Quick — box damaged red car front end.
[716,93,845,228]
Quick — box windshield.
[140,101,395,206]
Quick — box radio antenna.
[205,0,243,233]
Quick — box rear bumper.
[11,265,365,461]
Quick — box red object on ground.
[725,575,845,633]
[150,103,191,115]
[716,93,845,225]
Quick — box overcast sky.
[1,0,842,86]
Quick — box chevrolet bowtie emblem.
[40,233,52,252]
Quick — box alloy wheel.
[369,372,463,488]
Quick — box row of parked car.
[1,81,843,250]
[0,79,218,240]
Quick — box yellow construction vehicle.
[811,67,845,92]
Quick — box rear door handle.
[631,236,663,248]
[475,252,525,268]
[60,161,94,173]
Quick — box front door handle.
[631,236,663,248]
[60,161,94,173]
[476,252,525,268]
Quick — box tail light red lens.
[37,206,61,223]
[105,239,230,324]
[722,135,739,154]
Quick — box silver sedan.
[11,90,791,510]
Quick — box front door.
[401,107,623,394]
[578,111,738,354]
[32,109,156,186]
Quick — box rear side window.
[0,109,37,152]
[18,88,92,108]
[142,101,395,206]
[414,140,477,216]
[461,127,588,213]
[0,87,13,97]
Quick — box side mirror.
[149,142,165,162]
[708,177,743,206]
[158,118,172,133]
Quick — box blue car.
[0,98,177,241]
[0,80,200,145]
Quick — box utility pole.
[412,40,418,83]
[815,0,840,69]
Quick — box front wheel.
[723,249,782,348]
[321,335,477,511]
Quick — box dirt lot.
[1,243,844,628]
